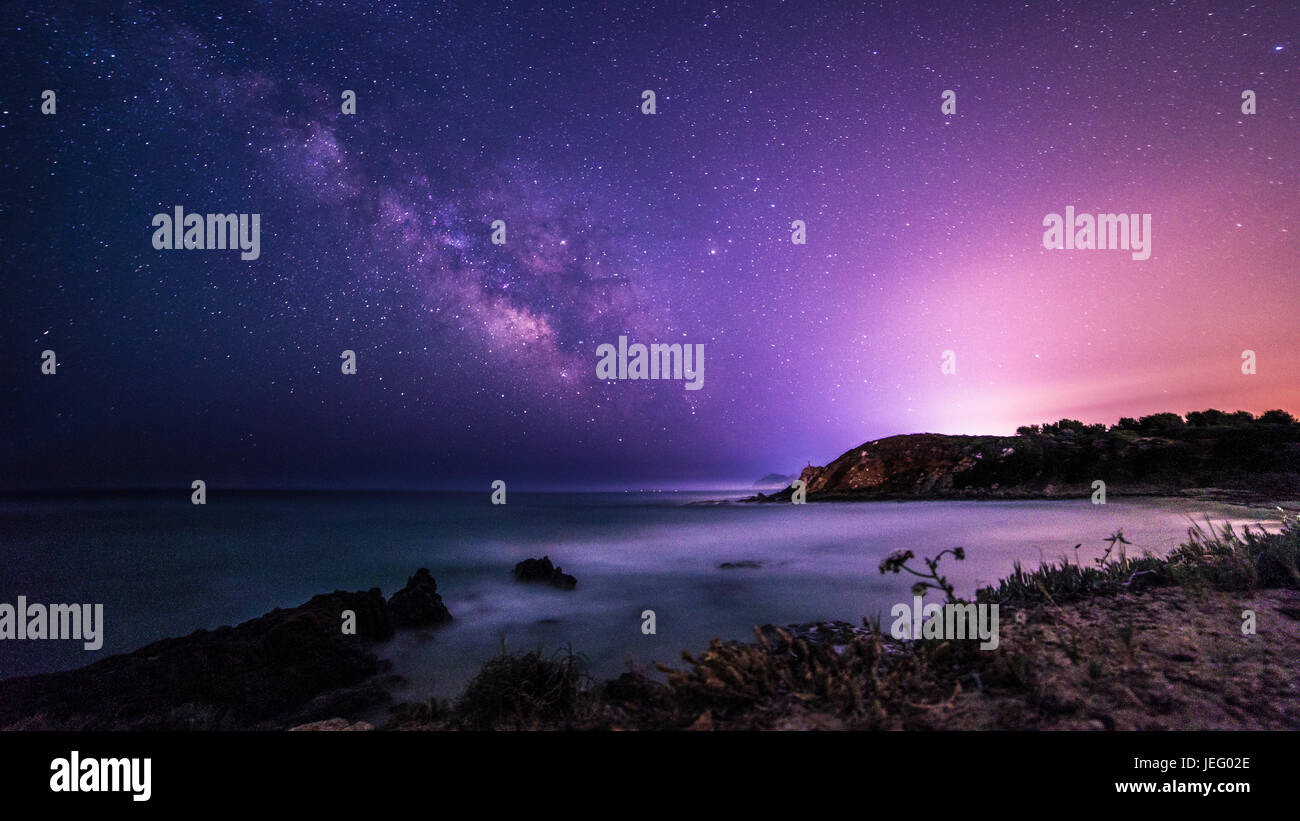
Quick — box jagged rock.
[0,588,395,730]
[513,556,555,581]
[387,568,453,626]
[551,570,577,590]
[332,587,394,640]
[512,556,577,590]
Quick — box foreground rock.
[512,556,577,590]
[0,573,451,730]
[387,568,453,626]
[631,590,1300,731]
[288,718,375,731]
[925,586,1300,730]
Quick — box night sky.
[3,1,1297,491]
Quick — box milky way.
[3,1,1296,489]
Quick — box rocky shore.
[4,514,1297,732]
[741,416,1300,506]
[0,571,451,730]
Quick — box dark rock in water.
[740,486,795,503]
[719,560,763,569]
[513,555,557,581]
[0,588,397,730]
[513,556,578,590]
[387,568,453,626]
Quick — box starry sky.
[2,0,1297,491]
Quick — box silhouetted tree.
[1137,412,1185,431]
[1260,409,1297,425]
[1186,409,1229,427]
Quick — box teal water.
[0,491,1280,701]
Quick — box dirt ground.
[921,586,1300,730]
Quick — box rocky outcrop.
[512,556,577,590]
[749,422,1300,502]
[799,433,986,496]
[387,568,453,626]
[0,571,454,730]
[0,588,393,730]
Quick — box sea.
[0,491,1282,705]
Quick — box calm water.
[0,491,1281,703]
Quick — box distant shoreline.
[731,415,1300,512]
[722,489,1299,515]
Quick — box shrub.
[1166,516,1300,591]
[1185,409,1230,427]
[658,624,956,729]
[977,518,1300,606]
[1260,409,1297,425]
[1137,412,1185,431]
[455,645,595,729]
[976,532,1168,606]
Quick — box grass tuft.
[454,644,596,730]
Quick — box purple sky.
[3,0,1297,489]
